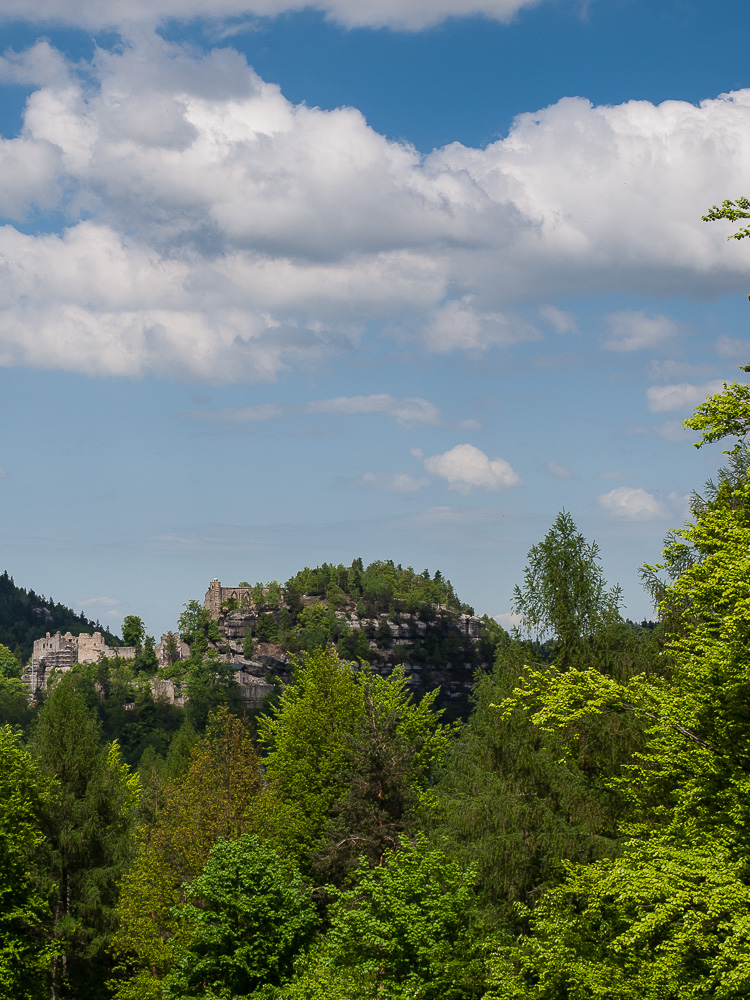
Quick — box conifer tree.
[316,667,452,882]
[31,675,139,1000]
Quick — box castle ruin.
[204,578,254,619]
[25,631,136,697]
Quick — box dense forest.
[5,372,750,999]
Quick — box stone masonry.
[25,631,136,697]
[204,578,254,619]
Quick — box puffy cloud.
[2,37,750,381]
[308,394,440,425]
[423,443,521,493]
[0,0,546,32]
[598,486,666,520]
[602,311,678,352]
[646,380,725,413]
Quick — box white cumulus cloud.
[598,486,666,521]
[423,443,521,493]
[0,37,750,381]
[646,380,725,413]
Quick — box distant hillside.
[0,571,120,663]
[205,558,508,718]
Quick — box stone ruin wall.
[204,578,255,619]
[25,631,136,698]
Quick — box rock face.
[202,579,496,718]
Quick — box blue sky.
[1,0,750,638]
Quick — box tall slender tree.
[31,675,139,1000]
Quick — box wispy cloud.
[646,380,724,413]
[359,472,430,492]
[540,305,578,335]
[715,335,750,360]
[188,404,285,422]
[603,311,678,352]
[188,394,440,426]
[545,460,573,479]
[77,596,120,608]
[308,394,440,426]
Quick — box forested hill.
[283,558,474,615]
[0,571,120,662]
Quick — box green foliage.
[486,838,750,1000]
[109,709,275,1000]
[0,725,56,1000]
[512,510,622,667]
[133,635,159,675]
[178,600,222,653]
[683,369,750,454]
[258,648,365,864]
[285,558,472,618]
[163,835,319,999]
[317,667,454,881]
[31,675,140,1000]
[703,195,750,240]
[243,626,254,658]
[122,616,145,649]
[0,675,34,728]
[322,838,478,998]
[255,612,280,644]
[433,641,639,917]
[184,650,242,731]
[0,642,21,679]
[290,603,341,653]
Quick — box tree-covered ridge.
[283,557,474,616]
[0,570,120,662]
[208,558,507,716]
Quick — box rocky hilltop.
[201,565,506,717]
